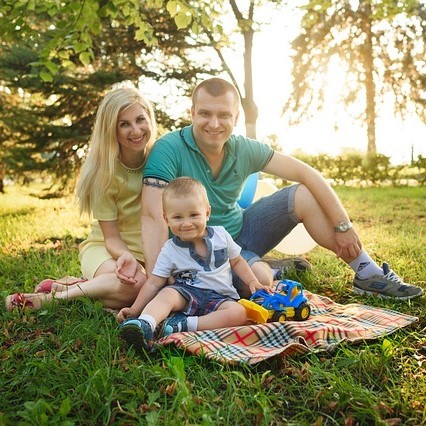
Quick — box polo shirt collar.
[180,125,200,153]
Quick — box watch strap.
[334,221,353,232]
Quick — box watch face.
[335,222,352,232]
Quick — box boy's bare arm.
[117,275,166,322]
[230,255,273,294]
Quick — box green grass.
[1,184,425,425]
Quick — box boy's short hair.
[163,177,209,210]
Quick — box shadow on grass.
[32,191,68,200]
[0,207,34,219]
[0,236,82,294]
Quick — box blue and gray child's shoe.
[159,313,189,337]
[119,318,154,352]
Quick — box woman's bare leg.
[14,259,146,310]
[53,273,144,309]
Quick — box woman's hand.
[115,252,139,284]
[133,267,147,287]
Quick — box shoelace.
[384,270,406,286]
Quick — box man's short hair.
[192,78,240,108]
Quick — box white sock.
[349,251,383,279]
[187,316,198,331]
[137,314,157,332]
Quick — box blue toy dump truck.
[239,279,311,323]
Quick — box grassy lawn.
[1,183,425,425]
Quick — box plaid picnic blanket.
[156,291,418,365]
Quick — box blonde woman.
[6,86,157,311]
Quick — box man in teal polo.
[142,77,423,300]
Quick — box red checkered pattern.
[157,291,418,365]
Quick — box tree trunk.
[361,3,377,154]
[229,0,258,139]
[241,28,258,139]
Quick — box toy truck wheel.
[294,302,311,321]
[272,312,286,323]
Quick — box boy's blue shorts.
[169,284,237,316]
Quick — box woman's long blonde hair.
[75,87,157,216]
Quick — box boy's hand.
[117,307,139,323]
[248,280,274,295]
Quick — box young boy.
[118,176,271,352]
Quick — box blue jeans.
[233,183,300,289]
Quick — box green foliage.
[411,155,426,185]
[288,152,426,186]
[0,0,218,80]
[0,1,224,189]
[285,0,426,153]
[0,183,425,424]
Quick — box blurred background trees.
[0,1,222,190]
[284,0,426,154]
[0,0,425,192]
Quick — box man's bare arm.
[141,177,169,277]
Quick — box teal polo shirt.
[143,125,274,238]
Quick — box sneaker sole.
[352,286,424,301]
[262,257,312,272]
[119,325,150,352]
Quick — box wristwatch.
[334,221,353,232]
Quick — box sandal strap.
[10,293,34,310]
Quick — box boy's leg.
[141,287,187,326]
[196,300,247,330]
[159,289,246,336]
[160,300,247,336]
[119,287,187,351]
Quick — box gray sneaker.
[159,313,189,337]
[262,256,312,280]
[353,263,424,300]
[119,318,154,352]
